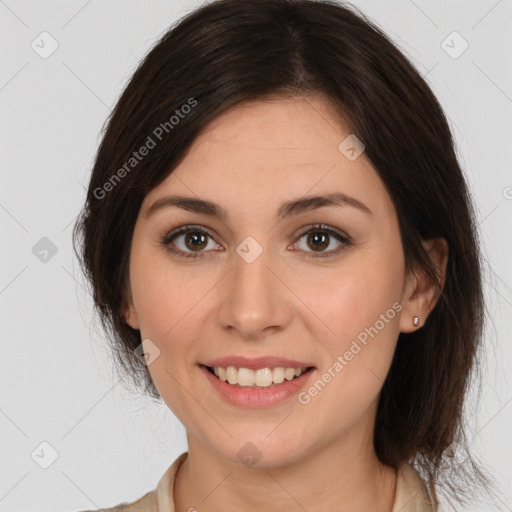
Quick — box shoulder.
[74,489,158,511]
[393,463,433,512]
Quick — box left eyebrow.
[145,192,373,221]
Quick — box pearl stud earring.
[413,316,420,327]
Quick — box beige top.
[81,452,433,511]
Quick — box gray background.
[0,0,511,511]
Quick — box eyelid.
[293,223,350,243]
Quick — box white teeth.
[284,368,296,381]
[254,368,273,387]
[226,366,238,385]
[211,366,308,387]
[238,367,255,386]
[272,367,285,384]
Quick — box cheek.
[295,245,403,407]
[294,286,401,441]
[299,245,404,346]
[129,240,208,338]
[128,248,200,406]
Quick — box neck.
[174,429,397,512]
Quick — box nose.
[215,241,293,340]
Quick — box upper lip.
[202,356,315,370]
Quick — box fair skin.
[123,95,448,512]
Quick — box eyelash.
[159,223,353,260]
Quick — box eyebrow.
[145,192,372,221]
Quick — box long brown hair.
[73,0,497,508]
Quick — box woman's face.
[124,95,421,467]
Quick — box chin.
[202,427,313,469]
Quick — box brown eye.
[184,231,208,251]
[294,224,352,259]
[161,225,219,259]
[306,231,330,252]
[161,223,352,261]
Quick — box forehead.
[188,95,353,164]
[142,95,395,222]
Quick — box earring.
[413,316,420,327]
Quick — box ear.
[399,237,449,333]
[121,280,140,330]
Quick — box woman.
[73,0,497,510]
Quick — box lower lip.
[200,365,315,408]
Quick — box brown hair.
[73,0,497,508]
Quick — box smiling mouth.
[203,364,315,388]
